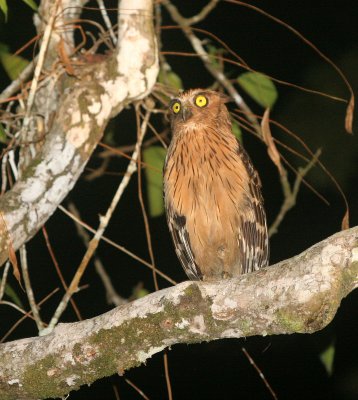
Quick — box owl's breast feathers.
[164,122,269,280]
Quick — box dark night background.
[0,0,357,399]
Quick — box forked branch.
[0,0,158,266]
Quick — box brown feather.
[164,89,269,280]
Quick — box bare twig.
[23,0,61,125]
[112,384,120,400]
[135,104,173,400]
[225,0,354,133]
[0,301,28,316]
[67,201,127,307]
[84,157,110,181]
[124,378,150,400]
[0,0,159,269]
[0,261,10,301]
[168,0,220,26]
[96,0,117,44]
[58,205,176,285]
[163,1,261,135]
[163,350,173,400]
[269,149,321,237]
[0,61,35,102]
[242,347,278,400]
[44,109,152,333]
[1,153,8,195]
[19,245,44,332]
[260,109,323,237]
[135,106,159,291]
[1,288,59,343]
[98,130,168,159]
[42,227,83,319]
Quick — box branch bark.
[0,227,357,400]
[0,0,158,266]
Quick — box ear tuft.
[218,92,231,103]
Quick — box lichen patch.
[67,126,90,148]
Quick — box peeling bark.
[0,0,158,266]
[0,227,357,400]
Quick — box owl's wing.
[164,145,202,281]
[237,144,269,274]
[166,209,202,280]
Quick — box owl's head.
[168,89,230,131]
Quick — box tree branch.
[0,227,357,400]
[0,0,158,266]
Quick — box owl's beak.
[181,106,193,122]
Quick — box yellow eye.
[171,101,181,114]
[194,94,208,108]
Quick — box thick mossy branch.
[0,0,158,266]
[0,227,357,400]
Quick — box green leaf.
[0,0,7,18]
[142,146,167,217]
[237,72,278,108]
[103,128,116,146]
[0,123,7,143]
[0,43,29,80]
[0,280,24,308]
[0,0,37,19]
[21,0,38,11]
[207,44,221,70]
[0,0,7,19]
[231,119,242,143]
[319,342,335,375]
[135,288,149,299]
[158,69,183,91]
